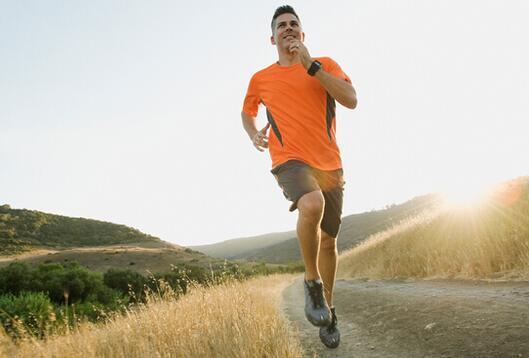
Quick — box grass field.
[338,177,529,280]
[1,274,302,358]
[0,244,217,274]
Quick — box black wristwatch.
[307,60,322,76]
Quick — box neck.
[276,49,301,66]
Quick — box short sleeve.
[321,57,351,84]
[242,74,261,117]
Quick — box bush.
[0,262,33,295]
[103,269,146,301]
[0,263,125,340]
[0,292,54,339]
[0,262,123,307]
[150,264,208,295]
[0,258,298,343]
[31,262,106,304]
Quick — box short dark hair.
[271,5,300,33]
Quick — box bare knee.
[297,191,325,219]
[320,233,337,251]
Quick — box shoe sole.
[319,336,340,349]
[305,311,332,327]
[319,326,340,348]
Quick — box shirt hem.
[271,157,342,172]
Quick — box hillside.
[0,205,300,275]
[189,231,295,258]
[197,194,440,263]
[0,245,221,274]
[338,176,529,280]
[0,204,173,255]
[0,205,222,273]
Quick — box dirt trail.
[281,276,529,357]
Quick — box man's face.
[271,13,304,50]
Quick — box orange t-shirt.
[242,57,351,171]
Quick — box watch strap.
[307,60,322,76]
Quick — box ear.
[270,35,276,45]
[301,32,305,42]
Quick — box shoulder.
[250,63,277,81]
[315,56,333,62]
[314,56,338,67]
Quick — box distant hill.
[0,204,220,273]
[0,204,174,255]
[189,231,295,258]
[191,194,441,263]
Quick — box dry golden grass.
[338,177,529,281]
[2,275,302,358]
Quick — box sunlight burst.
[439,181,493,209]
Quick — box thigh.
[271,160,320,212]
[315,169,344,238]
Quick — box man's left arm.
[313,68,357,109]
[290,40,357,109]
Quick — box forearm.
[314,69,357,109]
[288,39,357,109]
[241,112,258,140]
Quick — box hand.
[288,39,313,70]
[252,123,270,152]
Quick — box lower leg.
[318,231,338,306]
[296,191,325,281]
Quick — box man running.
[241,5,357,349]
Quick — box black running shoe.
[304,279,332,327]
[319,307,340,348]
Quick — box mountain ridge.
[0,204,177,255]
[190,193,441,263]
[0,204,219,273]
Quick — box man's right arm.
[241,111,270,152]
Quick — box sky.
[1,0,528,246]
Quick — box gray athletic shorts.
[271,160,345,238]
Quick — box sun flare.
[439,181,493,209]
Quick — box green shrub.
[31,262,105,304]
[0,262,32,295]
[103,269,146,301]
[0,292,54,339]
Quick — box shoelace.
[328,314,337,331]
[321,313,337,335]
[308,283,326,308]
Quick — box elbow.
[341,87,357,109]
[241,111,251,124]
[344,96,357,110]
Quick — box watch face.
[308,61,321,76]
